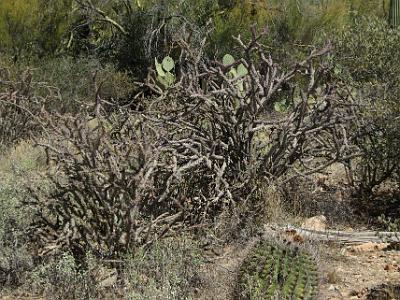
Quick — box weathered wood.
[263,224,400,245]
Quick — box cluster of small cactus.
[237,240,319,300]
[155,56,175,88]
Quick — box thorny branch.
[29,26,359,257]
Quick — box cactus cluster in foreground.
[237,240,319,300]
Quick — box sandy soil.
[319,243,400,300]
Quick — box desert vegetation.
[0,1,399,299]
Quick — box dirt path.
[319,243,400,299]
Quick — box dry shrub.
[30,113,193,257]
[0,141,44,286]
[281,175,357,226]
[29,26,358,258]
[0,65,57,149]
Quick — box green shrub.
[71,0,217,80]
[333,17,400,196]
[36,57,135,113]
[210,0,389,58]
[124,236,203,300]
[335,16,400,84]
[27,252,99,300]
[0,141,44,286]
[0,0,72,60]
[114,0,217,79]
[0,55,134,118]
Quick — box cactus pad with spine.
[237,240,319,300]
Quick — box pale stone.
[301,215,327,231]
[346,242,390,254]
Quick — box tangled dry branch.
[29,27,358,257]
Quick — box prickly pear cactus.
[222,54,248,96]
[155,56,175,88]
[237,240,319,300]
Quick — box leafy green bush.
[70,0,217,80]
[333,17,400,196]
[0,55,134,119]
[0,0,72,60]
[24,236,202,299]
[211,0,389,58]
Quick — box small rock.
[301,215,327,231]
[328,284,338,291]
[346,242,390,253]
[384,264,399,272]
[99,272,118,288]
[344,226,354,232]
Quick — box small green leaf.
[162,56,175,72]
[223,54,235,66]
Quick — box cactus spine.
[390,0,400,27]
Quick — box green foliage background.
[0,0,72,61]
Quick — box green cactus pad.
[155,56,176,88]
[223,54,235,66]
[155,58,166,77]
[157,72,175,88]
[237,64,248,77]
[162,56,175,72]
[237,240,319,300]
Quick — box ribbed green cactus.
[237,240,319,300]
[390,0,400,27]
